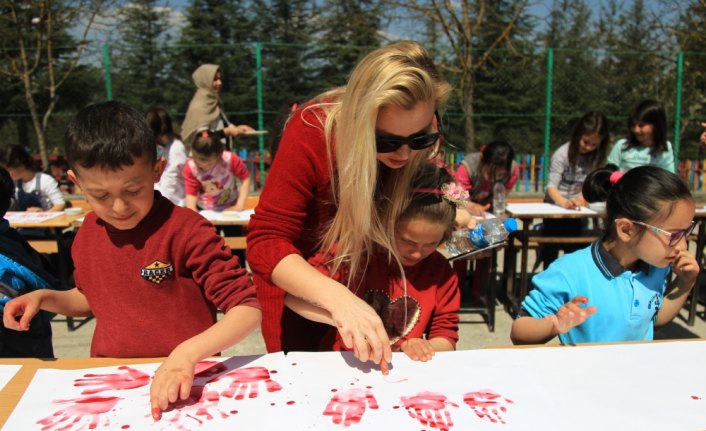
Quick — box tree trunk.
[21,71,49,171]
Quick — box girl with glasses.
[511,165,698,345]
[246,41,451,372]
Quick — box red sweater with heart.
[308,249,460,351]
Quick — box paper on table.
[0,364,21,392]
[506,202,597,216]
[199,209,255,221]
[4,211,64,223]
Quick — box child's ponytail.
[584,165,693,242]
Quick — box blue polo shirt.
[522,241,669,345]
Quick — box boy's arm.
[150,304,261,419]
[3,288,91,330]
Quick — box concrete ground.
[50,245,706,357]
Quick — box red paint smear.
[230,410,239,414]
[166,386,229,427]
[323,388,379,426]
[287,401,296,405]
[400,391,458,431]
[692,395,702,400]
[194,360,228,378]
[216,366,282,400]
[38,395,122,431]
[121,425,130,429]
[291,362,297,366]
[74,366,150,395]
[463,389,513,425]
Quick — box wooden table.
[503,203,600,316]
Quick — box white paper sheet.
[198,209,254,222]
[4,212,63,223]
[0,364,21,392]
[506,202,597,216]
[4,343,706,430]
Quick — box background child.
[0,167,64,358]
[184,129,251,212]
[0,144,66,212]
[607,99,675,173]
[541,111,610,269]
[286,164,461,363]
[511,165,698,345]
[454,140,519,217]
[2,101,261,420]
[147,107,187,206]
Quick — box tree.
[111,0,172,110]
[309,0,382,90]
[387,0,532,151]
[0,0,111,169]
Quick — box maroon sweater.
[310,250,460,351]
[73,192,259,358]
[247,105,338,352]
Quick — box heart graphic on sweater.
[364,290,421,344]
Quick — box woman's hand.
[466,202,490,217]
[224,125,256,137]
[328,293,391,374]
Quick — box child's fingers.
[570,295,589,305]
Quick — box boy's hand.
[671,249,699,287]
[545,295,597,335]
[149,356,196,421]
[400,338,435,362]
[3,292,42,331]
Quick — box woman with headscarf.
[181,64,255,150]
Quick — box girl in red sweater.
[247,41,452,372]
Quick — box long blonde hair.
[310,41,451,284]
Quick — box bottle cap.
[503,217,518,232]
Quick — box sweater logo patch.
[140,260,174,285]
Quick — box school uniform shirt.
[72,191,259,358]
[521,241,669,345]
[309,249,460,350]
[19,172,65,210]
[607,138,675,173]
[183,150,250,211]
[246,103,340,353]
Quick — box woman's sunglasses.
[375,111,444,154]
[629,219,697,247]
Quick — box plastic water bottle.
[445,218,518,255]
[492,180,506,218]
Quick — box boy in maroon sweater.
[2,101,261,420]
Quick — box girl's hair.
[625,99,668,156]
[481,140,514,179]
[311,40,452,281]
[191,129,224,158]
[146,107,179,148]
[0,144,38,171]
[582,165,693,242]
[402,164,457,243]
[568,111,609,170]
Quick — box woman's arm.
[284,293,335,325]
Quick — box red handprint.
[463,389,514,424]
[37,395,121,430]
[194,360,228,380]
[214,366,282,400]
[400,391,459,431]
[165,384,229,427]
[323,388,379,426]
[73,365,150,394]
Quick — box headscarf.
[181,64,223,150]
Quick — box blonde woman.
[247,41,451,371]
